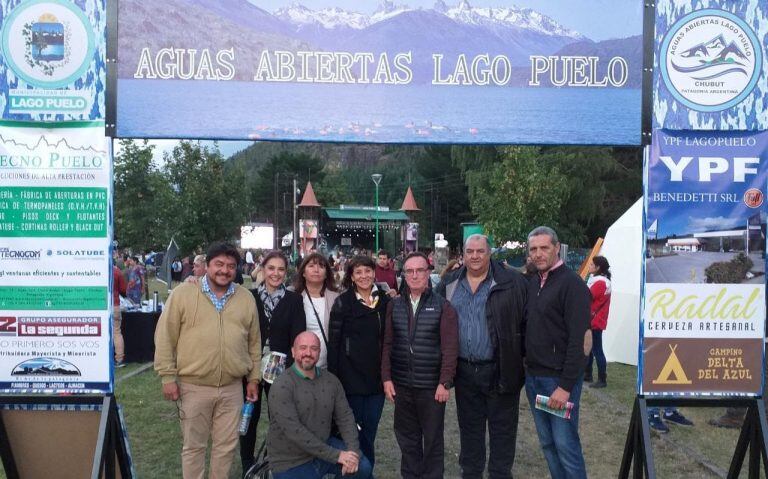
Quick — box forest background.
[114,140,643,255]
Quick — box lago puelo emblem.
[660,9,762,112]
[1,0,95,89]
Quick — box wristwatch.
[442,380,454,390]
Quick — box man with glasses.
[381,252,459,478]
[155,242,261,479]
[436,234,528,479]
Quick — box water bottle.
[238,401,254,436]
[153,291,159,312]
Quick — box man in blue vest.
[382,251,459,479]
[437,234,528,479]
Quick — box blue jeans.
[525,375,587,479]
[272,437,372,479]
[346,394,385,469]
[586,329,607,378]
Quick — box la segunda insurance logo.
[660,9,762,112]
[1,0,95,89]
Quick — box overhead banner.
[0,120,112,394]
[0,0,107,120]
[115,0,643,144]
[654,1,768,130]
[641,129,768,396]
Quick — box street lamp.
[371,173,383,253]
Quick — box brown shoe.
[708,415,743,429]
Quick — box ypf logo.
[660,9,762,112]
[1,0,95,89]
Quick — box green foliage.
[464,146,568,243]
[163,142,249,254]
[113,140,174,251]
[458,145,641,247]
[705,253,754,283]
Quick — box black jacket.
[251,289,306,364]
[328,288,389,395]
[388,289,446,389]
[524,263,591,392]
[437,261,527,394]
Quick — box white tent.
[599,198,642,366]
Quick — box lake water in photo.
[117,79,641,145]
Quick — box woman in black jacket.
[328,255,389,472]
[240,250,305,472]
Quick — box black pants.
[394,385,446,479]
[239,380,270,472]
[455,360,520,479]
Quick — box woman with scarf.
[240,250,305,472]
[328,255,390,473]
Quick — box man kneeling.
[268,332,372,478]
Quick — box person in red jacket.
[112,265,128,367]
[585,256,611,388]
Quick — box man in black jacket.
[436,234,527,479]
[382,252,459,479]
[525,226,590,479]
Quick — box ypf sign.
[641,129,768,395]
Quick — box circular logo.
[1,0,95,89]
[744,188,764,209]
[659,9,762,112]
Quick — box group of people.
[153,225,614,479]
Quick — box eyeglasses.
[404,268,428,276]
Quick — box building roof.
[324,207,409,221]
[667,238,701,246]
[400,186,421,211]
[298,181,320,207]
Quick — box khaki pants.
[178,381,243,479]
[113,306,124,363]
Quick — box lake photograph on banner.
[641,129,768,395]
[114,0,643,144]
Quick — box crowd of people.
[152,226,623,479]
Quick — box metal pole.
[375,183,380,253]
[293,177,298,262]
[371,174,382,254]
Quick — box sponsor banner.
[0,121,112,394]
[641,338,762,394]
[0,238,108,286]
[0,0,106,120]
[116,0,642,144]
[641,129,768,395]
[654,1,768,130]
[0,310,110,394]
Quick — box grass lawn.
[0,361,758,478]
[102,362,751,478]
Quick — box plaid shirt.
[201,275,235,312]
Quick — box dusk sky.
[249,0,643,41]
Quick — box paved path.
[646,252,764,283]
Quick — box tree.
[163,142,249,254]
[113,140,174,252]
[250,152,327,238]
[464,146,569,244]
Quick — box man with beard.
[155,242,261,479]
[267,332,372,479]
